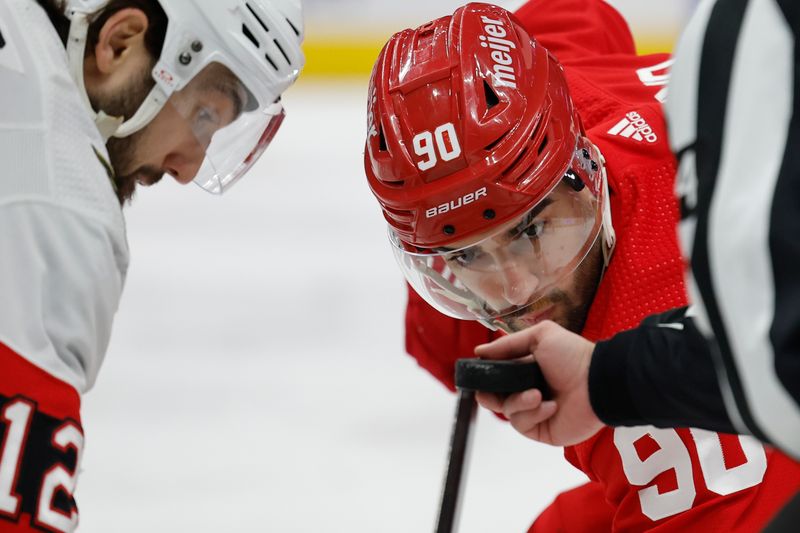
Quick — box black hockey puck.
[455,358,551,398]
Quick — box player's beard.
[500,237,605,334]
[93,68,164,205]
[106,129,164,206]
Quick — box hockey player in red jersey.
[0,0,303,531]
[363,1,800,531]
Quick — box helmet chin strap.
[66,10,171,141]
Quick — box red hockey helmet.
[365,2,585,248]
[364,2,613,327]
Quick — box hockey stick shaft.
[435,389,477,533]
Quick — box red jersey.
[404,1,800,531]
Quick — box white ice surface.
[75,82,588,533]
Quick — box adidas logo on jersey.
[607,111,658,143]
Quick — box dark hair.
[36,0,168,61]
[36,0,70,42]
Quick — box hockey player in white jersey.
[0,1,303,530]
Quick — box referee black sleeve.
[589,307,736,434]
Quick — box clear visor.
[391,169,604,324]
[163,62,286,194]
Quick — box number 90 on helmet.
[363,2,613,326]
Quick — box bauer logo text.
[426,187,488,218]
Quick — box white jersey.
[0,0,129,395]
[0,2,128,530]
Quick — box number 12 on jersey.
[0,397,83,532]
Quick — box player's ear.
[91,8,150,75]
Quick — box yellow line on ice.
[300,34,677,79]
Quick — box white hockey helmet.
[64,0,305,193]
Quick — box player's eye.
[523,220,545,239]
[449,248,481,268]
[194,105,221,128]
[509,211,537,238]
[189,104,225,146]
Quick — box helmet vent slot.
[379,127,388,152]
[242,24,260,49]
[483,80,500,111]
[506,149,527,177]
[265,53,279,71]
[246,3,270,33]
[286,18,301,37]
[274,39,291,65]
[537,135,549,155]
[384,207,412,225]
[484,136,502,152]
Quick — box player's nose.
[498,258,540,306]
[163,143,206,185]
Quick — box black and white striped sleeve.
[671,0,800,457]
[595,0,800,457]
